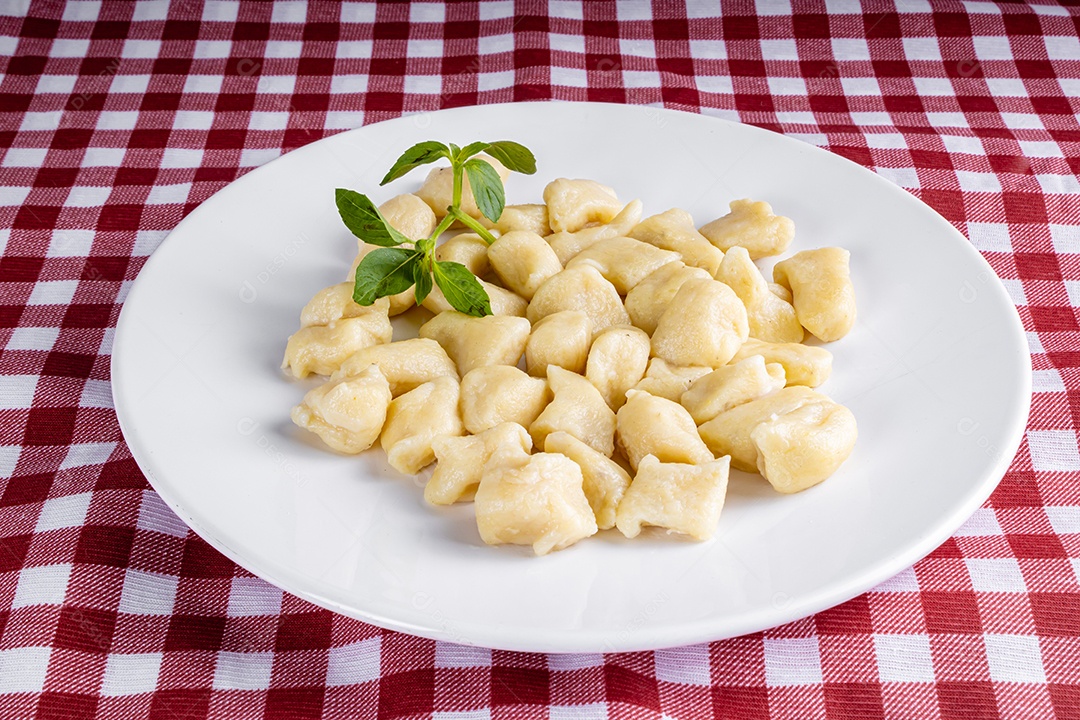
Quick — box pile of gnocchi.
[283,163,857,556]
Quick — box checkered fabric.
[1,0,1078,718]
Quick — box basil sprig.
[338,140,536,317]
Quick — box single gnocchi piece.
[751,398,857,494]
[290,364,392,454]
[530,366,617,456]
[487,230,563,300]
[769,282,792,304]
[631,358,712,402]
[525,310,594,377]
[426,422,532,505]
[335,337,458,396]
[526,265,631,332]
[416,155,510,220]
[730,338,832,388]
[350,245,416,316]
[434,233,491,278]
[680,355,786,424]
[585,325,651,411]
[616,389,714,471]
[380,375,464,475]
[480,203,551,237]
[300,284,390,328]
[546,200,644,264]
[418,311,530,375]
[566,237,680,295]
[695,386,855,481]
[651,279,750,368]
[699,199,795,260]
[460,365,550,434]
[378,193,438,241]
[422,277,528,318]
[543,178,624,233]
[715,246,803,343]
[628,209,725,275]
[624,262,713,335]
[544,431,631,531]
[283,312,393,379]
[773,247,856,342]
[615,455,731,541]
[475,448,599,555]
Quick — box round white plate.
[113,101,1030,653]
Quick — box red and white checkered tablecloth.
[1,0,1078,718]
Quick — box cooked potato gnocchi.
[426,422,533,505]
[291,364,392,453]
[336,338,458,396]
[288,161,861,555]
[419,311,530,375]
[525,310,594,377]
[715,246,803,344]
[773,247,856,342]
[526,265,630,332]
[530,366,617,456]
[699,199,794,260]
[460,365,550,434]
[616,389,714,471]
[629,209,724,275]
[544,178,624,233]
[380,375,464,475]
[585,325,651,411]
[651,279,749,368]
[615,455,730,541]
[475,447,598,555]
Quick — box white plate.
[113,101,1030,653]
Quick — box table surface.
[1,1,1079,719]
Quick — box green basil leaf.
[352,247,420,305]
[483,140,536,175]
[412,256,433,306]
[379,141,450,185]
[336,189,411,247]
[457,141,489,162]
[433,260,491,317]
[463,158,505,222]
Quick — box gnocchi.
[773,248,856,342]
[480,203,551,236]
[546,199,644,264]
[631,358,712,402]
[629,208,724,275]
[434,233,491,277]
[566,236,680,295]
[426,422,533,505]
[715,246,803,344]
[615,455,731,541]
[616,389,714,471]
[336,337,458,396]
[416,154,510,219]
[544,178,624,233]
[422,276,528,317]
[544,431,631,530]
[651,279,749,368]
[526,265,631,332]
[585,325,651,411]
[525,310,594,377]
[300,283,390,328]
[530,366,617,456]
[378,193,438,241]
[624,261,713,335]
[282,311,393,379]
[699,199,794,260]
[731,337,832,388]
[680,355,786,424]
[459,365,550,434]
[380,375,464,475]
[291,364,392,453]
[419,311,530,375]
[487,230,563,300]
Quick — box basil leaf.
[483,141,536,175]
[412,256,433,306]
[379,141,450,185]
[433,260,491,317]
[463,158,505,222]
[457,141,489,162]
[336,189,411,247]
[352,247,420,305]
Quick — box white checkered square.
[875,167,920,189]
[1045,35,1080,60]
[655,644,711,685]
[121,40,161,59]
[954,507,1003,536]
[551,66,588,88]
[927,112,970,128]
[0,375,38,409]
[1050,224,1080,254]
[265,40,302,58]
[174,111,214,130]
[872,566,920,592]
[832,38,870,60]
[956,170,1003,193]
[619,38,655,58]
[987,78,1027,96]
[240,148,280,167]
[35,492,92,532]
[337,40,373,58]
[763,638,822,687]
[20,111,63,132]
[967,222,1011,252]
[160,148,204,168]
[213,652,275,690]
[0,186,32,205]
[331,75,368,94]
[760,39,798,60]
[36,75,77,94]
[973,36,1013,60]
[551,706,603,720]
[1036,174,1080,195]
[50,39,90,57]
[61,1,100,21]
[326,637,381,686]
[340,3,375,22]
[1001,112,1044,130]
[408,39,444,58]
[689,39,725,59]
[550,33,585,53]
[183,75,223,94]
[13,564,71,607]
[0,446,20,478]
[965,558,1027,593]
[841,77,881,95]
[768,77,807,95]
[146,184,192,205]
[874,634,935,682]
[227,577,283,616]
[548,1,583,20]
[81,147,126,167]
[903,37,942,60]
[1020,140,1063,158]
[403,75,442,94]
[131,1,169,21]
[61,442,116,470]
[136,490,190,538]
[1045,506,1080,535]
[202,0,239,22]
[1028,430,1080,472]
[547,653,604,671]
[984,635,1046,683]
[102,653,163,696]
[913,77,954,96]
[257,75,296,94]
[1032,369,1066,393]
[28,280,78,305]
[194,40,231,59]
[478,71,514,91]
[478,34,513,55]
[0,647,51,693]
[118,569,179,616]
[6,327,59,351]
[696,76,734,94]
[434,643,492,668]
[64,186,112,207]
[410,3,444,22]
[479,2,513,20]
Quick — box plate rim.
[112,100,1032,652]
